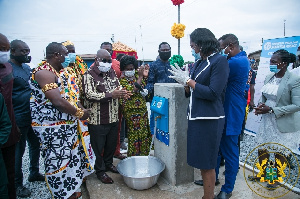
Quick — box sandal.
[68,192,82,199]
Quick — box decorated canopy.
[112,41,138,59]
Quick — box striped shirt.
[82,65,119,125]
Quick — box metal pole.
[178,4,180,55]
[284,20,286,37]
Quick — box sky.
[0,0,299,65]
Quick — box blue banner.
[261,36,300,58]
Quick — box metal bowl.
[117,156,165,190]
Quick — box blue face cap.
[269,64,281,73]
[68,53,76,63]
[220,45,229,58]
[61,55,70,68]
[191,49,201,61]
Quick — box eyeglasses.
[95,58,112,63]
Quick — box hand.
[143,64,149,77]
[137,65,144,77]
[81,108,91,120]
[249,101,255,112]
[168,63,190,86]
[112,86,132,99]
[254,103,270,115]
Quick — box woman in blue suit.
[169,28,229,199]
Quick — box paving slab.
[86,158,300,199]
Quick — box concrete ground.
[84,157,300,199]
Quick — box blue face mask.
[61,55,70,68]
[68,53,76,63]
[220,46,229,58]
[269,64,281,73]
[191,49,201,61]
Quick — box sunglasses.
[95,58,112,63]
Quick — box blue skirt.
[187,118,225,170]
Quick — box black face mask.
[159,51,171,61]
[10,54,31,63]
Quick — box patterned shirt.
[145,59,177,93]
[82,65,119,125]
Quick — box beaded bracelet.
[75,107,84,119]
[42,83,58,93]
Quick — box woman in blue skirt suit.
[169,28,229,199]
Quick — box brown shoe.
[106,165,119,173]
[97,173,114,184]
[68,192,81,199]
[114,153,126,160]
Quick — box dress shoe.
[216,191,232,199]
[114,153,127,160]
[16,185,31,198]
[28,173,45,182]
[194,179,220,186]
[68,192,82,199]
[106,165,119,173]
[97,173,114,184]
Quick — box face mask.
[10,54,31,63]
[68,53,76,63]
[0,51,10,64]
[98,62,112,72]
[220,46,229,58]
[61,55,70,68]
[191,49,201,61]
[159,51,171,61]
[269,64,281,73]
[124,69,135,77]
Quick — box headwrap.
[62,40,74,47]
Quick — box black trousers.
[88,122,118,176]
[1,144,16,199]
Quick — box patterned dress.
[30,63,95,199]
[120,72,151,156]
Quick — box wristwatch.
[269,107,274,113]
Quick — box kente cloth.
[30,63,95,199]
[119,72,151,156]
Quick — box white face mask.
[0,51,10,64]
[124,69,135,77]
[98,62,112,73]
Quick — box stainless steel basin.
[117,156,165,190]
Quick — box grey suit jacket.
[261,70,300,133]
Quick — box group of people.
[0,32,156,199]
[169,28,300,199]
[0,26,299,199]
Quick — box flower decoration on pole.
[171,23,186,40]
[169,55,184,69]
[171,0,184,6]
